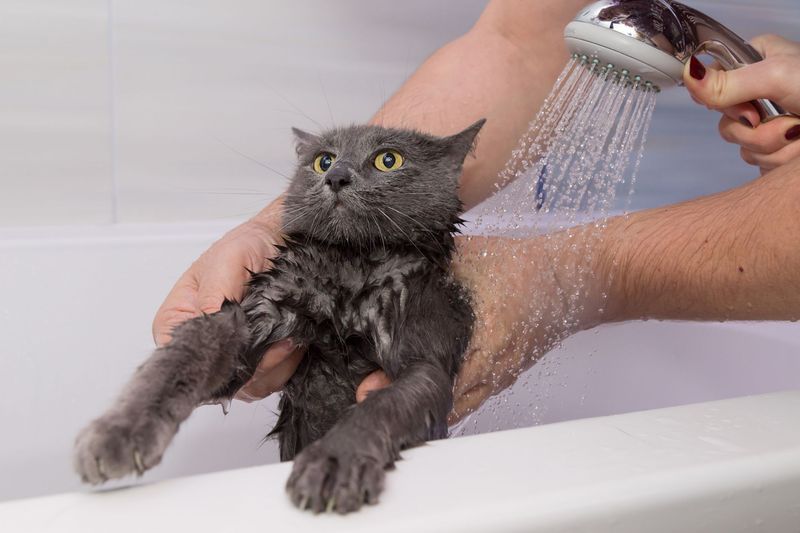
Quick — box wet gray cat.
[73,119,484,513]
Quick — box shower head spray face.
[564,0,793,121]
[564,0,688,90]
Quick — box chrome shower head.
[564,0,792,122]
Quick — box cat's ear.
[443,118,486,163]
[291,127,321,155]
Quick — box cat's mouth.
[320,187,353,216]
[329,193,350,211]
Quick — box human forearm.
[370,0,592,209]
[450,160,800,418]
[451,225,609,419]
[261,2,592,214]
[605,158,800,322]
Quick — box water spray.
[564,0,798,121]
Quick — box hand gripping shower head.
[564,0,796,123]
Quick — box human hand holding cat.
[150,0,596,413]
[353,229,616,424]
[149,203,593,425]
[84,122,480,513]
[152,198,304,400]
[152,196,393,403]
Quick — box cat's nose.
[325,168,352,193]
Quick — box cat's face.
[283,120,485,248]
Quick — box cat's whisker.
[351,196,393,254]
[381,204,449,257]
[381,204,438,234]
[214,186,274,193]
[281,212,313,233]
[317,74,335,128]
[281,202,313,216]
[367,211,388,255]
[280,205,315,231]
[376,207,428,261]
[267,86,324,130]
[214,137,293,182]
[348,194,383,253]
[278,203,310,218]
[304,207,324,246]
[187,191,274,197]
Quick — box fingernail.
[786,124,800,141]
[274,338,295,351]
[689,56,706,81]
[234,389,257,403]
[739,116,754,129]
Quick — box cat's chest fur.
[243,238,440,367]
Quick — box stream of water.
[456,55,659,434]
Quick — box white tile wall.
[0,1,112,226]
[1,1,798,226]
[111,0,487,223]
[0,0,487,227]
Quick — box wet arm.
[451,158,800,418]
[369,0,593,209]
[604,157,800,322]
[248,1,591,226]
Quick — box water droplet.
[458,56,657,436]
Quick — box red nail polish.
[786,124,800,141]
[689,56,706,80]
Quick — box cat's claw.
[73,412,176,484]
[95,458,107,483]
[133,450,145,475]
[287,441,385,514]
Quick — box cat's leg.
[73,301,252,484]
[271,347,376,461]
[272,355,354,462]
[286,360,453,513]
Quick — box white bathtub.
[2,391,800,532]
[1,220,799,506]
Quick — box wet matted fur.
[73,119,484,513]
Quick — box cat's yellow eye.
[374,150,404,172]
[313,152,336,174]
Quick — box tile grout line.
[107,0,119,224]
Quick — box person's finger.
[194,222,278,315]
[749,34,772,57]
[449,382,492,426]
[235,339,305,401]
[718,102,761,130]
[702,61,760,128]
[452,347,490,405]
[683,55,793,111]
[152,271,201,346]
[740,139,800,171]
[355,370,392,403]
[154,254,250,347]
[719,115,800,154]
[153,240,258,346]
[196,255,252,315]
[750,34,800,58]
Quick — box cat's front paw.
[286,441,386,514]
[73,411,177,484]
